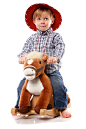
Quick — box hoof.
[19,106,31,114]
[34,105,40,114]
[47,104,52,109]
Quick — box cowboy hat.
[25,3,62,31]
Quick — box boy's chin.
[39,28,50,32]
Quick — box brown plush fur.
[19,73,53,108]
[19,52,70,114]
[19,79,31,107]
[19,52,53,114]
[35,73,53,108]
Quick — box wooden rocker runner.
[11,95,71,116]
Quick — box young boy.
[15,3,71,118]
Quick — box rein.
[36,66,45,74]
[24,65,45,74]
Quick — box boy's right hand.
[18,56,26,64]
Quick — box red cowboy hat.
[25,3,62,31]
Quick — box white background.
[0,0,86,128]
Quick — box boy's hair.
[33,7,55,21]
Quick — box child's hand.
[47,57,59,64]
[18,56,26,64]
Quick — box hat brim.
[25,3,62,31]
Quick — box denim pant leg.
[15,77,26,108]
[47,71,68,109]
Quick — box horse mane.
[25,51,43,61]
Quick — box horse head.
[23,51,48,80]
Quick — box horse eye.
[39,61,41,64]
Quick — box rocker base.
[11,103,71,117]
[11,95,71,117]
[11,108,59,116]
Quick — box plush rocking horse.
[11,51,71,117]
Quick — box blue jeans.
[15,70,67,109]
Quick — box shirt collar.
[37,28,53,36]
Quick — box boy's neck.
[42,31,46,34]
[38,27,51,34]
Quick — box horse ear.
[42,54,48,62]
[24,53,29,59]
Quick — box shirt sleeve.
[53,33,65,60]
[17,35,34,58]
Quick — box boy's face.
[33,11,54,32]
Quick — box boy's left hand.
[47,57,59,64]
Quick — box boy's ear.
[51,19,55,25]
[42,54,48,62]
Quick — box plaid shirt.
[18,28,65,74]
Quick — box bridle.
[24,65,45,75]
